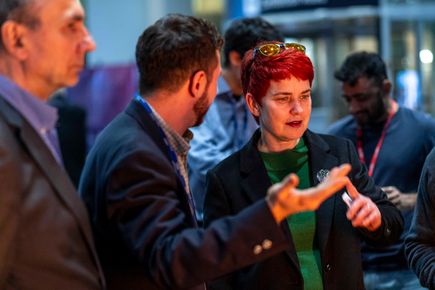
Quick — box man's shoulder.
[399,107,435,127]
[89,108,161,164]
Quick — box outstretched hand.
[267,164,351,223]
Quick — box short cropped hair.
[0,0,39,49]
[241,41,314,104]
[223,17,284,68]
[334,51,388,87]
[135,14,223,95]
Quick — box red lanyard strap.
[356,111,395,177]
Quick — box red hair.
[241,42,314,104]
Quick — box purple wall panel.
[67,64,138,148]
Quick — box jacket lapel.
[305,130,340,254]
[0,97,105,283]
[239,132,271,205]
[126,100,198,226]
[239,130,300,271]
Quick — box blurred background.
[71,0,435,146]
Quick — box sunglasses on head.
[253,42,306,58]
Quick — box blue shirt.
[327,107,435,270]
[188,77,258,220]
[0,75,62,164]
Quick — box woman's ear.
[246,93,260,117]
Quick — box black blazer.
[204,130,404,290]
[79,100,300,290]
[0,96,105,289]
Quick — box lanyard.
[135,95,197,220]
[356,110,395,177]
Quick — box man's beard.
[354,94,388,127]
[367,96,389,126]
[193,91,210,126]
[193,89,210,127]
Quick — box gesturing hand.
[267,164,351,223]
[345,182,382,231]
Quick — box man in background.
[328,51,435,289]
[188,17,284,220]
[0,0,104,289]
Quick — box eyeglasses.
[253,42,306,58]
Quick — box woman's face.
[248,77,312,151]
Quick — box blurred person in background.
[0,0,103,289]
[328,51,435,289]
[204,42,403,290]
[188,17,284,221]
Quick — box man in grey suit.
[0,0,104,289]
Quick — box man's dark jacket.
[79,100,301,290]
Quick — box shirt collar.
[0,75,58,133]
[146,101,192,156]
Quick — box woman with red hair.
[203,43,403,290]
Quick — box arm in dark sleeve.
[345,139,404,245]
[106,150,288,289]
[405,149,435,289]
[202,170,240,290]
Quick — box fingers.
[362,207,382,231]
[387,193,401,206]
[317,164,351,193]
[346,196,382,231]
[280,173,300,191]
[381,186,395,193]
[267,164,352,223]
[386,191,400,199]
[274,173,299,205]
[317,176,348,200]
[344,180,382,231]
[266,173,301,222]
[329,164,351,179]
[303,164,351,210]
[345,179,360,200]
[382,186,401,206]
